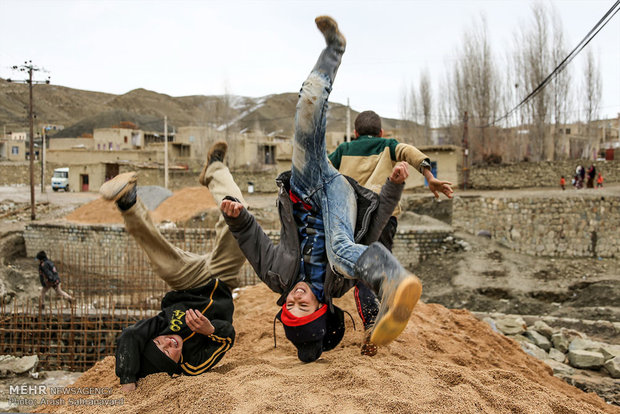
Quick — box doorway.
[80,174,89,192]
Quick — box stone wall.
[23,222,453,287]
[468,159,620,189]
[0,161,57,186]
[453,194,620,257]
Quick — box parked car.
[51,167,69,192]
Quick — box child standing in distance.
[560,175,566,190]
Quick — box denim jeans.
[290,70,366,278]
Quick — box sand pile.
[35,284,615,414]
[64,187,216,225]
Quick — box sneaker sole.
[370,276,422,346]
[99,172,137,201]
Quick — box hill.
[34,284,613,414]
[0,79,409,138]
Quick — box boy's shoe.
[99,172,137,202]
[315,15,346,51]
[360,333,378,357]
[370,275,422,346]
[199,141,228,186]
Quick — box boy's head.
[277,282,346,362]
[36,251,47,262]
[138,334,183,378]
[354,110,383,138]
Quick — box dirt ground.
[27,284,619,414]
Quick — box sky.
[1,0,619,123]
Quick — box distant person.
[328,110,453,250]
[37,251,73,309]
[100,141,247,392]
[576,165,585,189]
[560,175,566,191]
[597,172,604,188]
[586,164,596,188]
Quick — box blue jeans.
[290,70,366,278]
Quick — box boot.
[312,16,346,83]
[354,242,422,346]
[99,172,137,211]
[199,141,228,187]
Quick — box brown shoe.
[370,275,422,346]
[99,172,137,202]
[199,141,228,186]
[360,333,378,357]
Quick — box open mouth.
[170,337,179,347]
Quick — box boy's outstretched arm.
[423,168,453,199]
[220,199,290,295]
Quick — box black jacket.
[39,259,60,287]
[115,278,234,384]
[224,171,403,310]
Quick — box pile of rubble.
[481,313,620,404]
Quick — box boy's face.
[286,281,320,318]
[153,334,183,363]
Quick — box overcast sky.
[1,0,618,122]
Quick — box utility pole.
[345,98,351,143]
[7,61,50,220]
[40,126,46,193]
[462,111,469,191]
[164,116,168,189]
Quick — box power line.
[487,0,620,127]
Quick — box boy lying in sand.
[101,142,246,391]
[221,16,422,362]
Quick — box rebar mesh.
[0,299,159,371]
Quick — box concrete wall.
[468,159,620,189]
[94,128,141,151]
[453,194,620,257]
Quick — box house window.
[109,142,113,150]
[124,136,128,143]
[11,146,19,155]
[97,144,100,150]
[565,128,571,135]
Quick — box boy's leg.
[39,286,50,309]
[291,17,422,346]
[290,16,365,277]
[200,151,248,290]
[53,284,73,303]
[101,173,211,291]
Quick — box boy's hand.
[423,169,454,199]
[121,383,136,393]
[186,309,215,336]
[220,199,244,218]
[389,161,409,184]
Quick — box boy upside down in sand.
[221,16,422,362]
[100,143,247,391]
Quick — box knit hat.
[276,303,346,362]
[138,340,181,379]
[36,251,47,261]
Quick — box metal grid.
[0,299,158,371]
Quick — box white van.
[51,167,69,192]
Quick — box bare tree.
[450,13,500,163]
[419,69,433,145]
[549,4,572,160]
[513,2,552,161]
[582,48,602,159]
